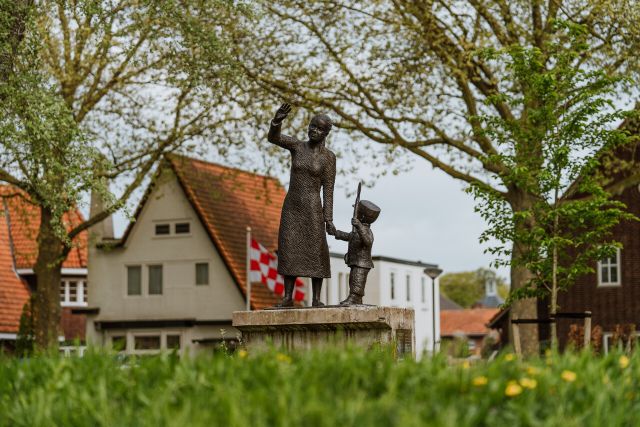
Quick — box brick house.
[490,118,640,351]
[0,187,88,354]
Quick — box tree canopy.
[233,0,640,354]
[0,0,250,349]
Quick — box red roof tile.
[440,308,499,337]
[166,155,287,310]
[0,205,30,334]
[0,186,87,270]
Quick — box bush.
[0,347,638,426]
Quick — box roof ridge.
[165,153,283,185]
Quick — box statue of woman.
[268,103,337,307]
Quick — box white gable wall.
[325,254,440,357]
[86,169,246,353]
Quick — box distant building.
[474,276,504,308]
[322,254,441,356]
[440,294,462,310]
[440,308,499,356]
[0,186,87,354]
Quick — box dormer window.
[155,224,170,235]
[175,222,190,234]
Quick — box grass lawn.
[0,347,638,426]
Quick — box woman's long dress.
[268,121,336,278]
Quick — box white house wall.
[324,254,440,357]
[87,169,246,351]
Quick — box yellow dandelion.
[561,370,577,382]
[619,355,630,369]
[276,353,292,363]
[237,349,248,359]
[504,353,515,362]
[519,377,537,389]
[472,376,488,387]
[505,381,523,397]
[526,366,540,376]
[462,360,470,370]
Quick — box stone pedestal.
[232,306,415,357]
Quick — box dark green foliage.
[0,348,639,426]
[15,297,34,357]
[470,22,638,305]
[440,268,508,308]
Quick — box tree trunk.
[509,192,540,356]
[32,207,65,351]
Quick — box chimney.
[89,189,114,240]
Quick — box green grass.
[0,347,638,427]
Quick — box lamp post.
[424,267,443,353]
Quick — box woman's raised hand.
[273,103,292,124]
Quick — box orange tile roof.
[166,155,287,310]
[440,308,499,337]
[0,204,30,334]
[0,186,87,270]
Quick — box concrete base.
[232,306,415,356]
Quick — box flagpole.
[246,226,252,311]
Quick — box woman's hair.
[312,113,333,131]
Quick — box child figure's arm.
[352,218,373,247]
[333,228,351,242]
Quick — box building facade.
[313,254,441,356]
[0,186,88,354]
[85,155,284,355]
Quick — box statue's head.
[357,200,381,225]
[308,114,333,143]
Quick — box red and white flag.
[249,238,306,302]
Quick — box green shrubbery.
[0,347,638,426]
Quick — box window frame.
[60,278,87,307]
[108,331,184,355]
[126,265,143,296]
[390,271,396,301]
[174,222,191,235]
[597,248,621,287]
[406,274,411,302]
[148,264,163,295]
[195,262,210,286]
[154,223,171,236]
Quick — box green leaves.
[471,22,638,324]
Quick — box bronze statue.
[268,103,336,307]
[332,199,381,305]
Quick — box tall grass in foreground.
[0,347,638,427]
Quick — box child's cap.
[357,200,381,224]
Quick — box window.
[111,336,126,352]
[60,280,87,306]
[390,272,395,300]
[346,273,350,299]
[195,263,209,285]
[175,222,190,234]
[134,335,161,350]
[421,277,426,303]
[406,275,411,301]
[155,224,170,235]
[167,335,181,350]
[598,249,621,286]
[148,265,163,295]
[127,266,142,295]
